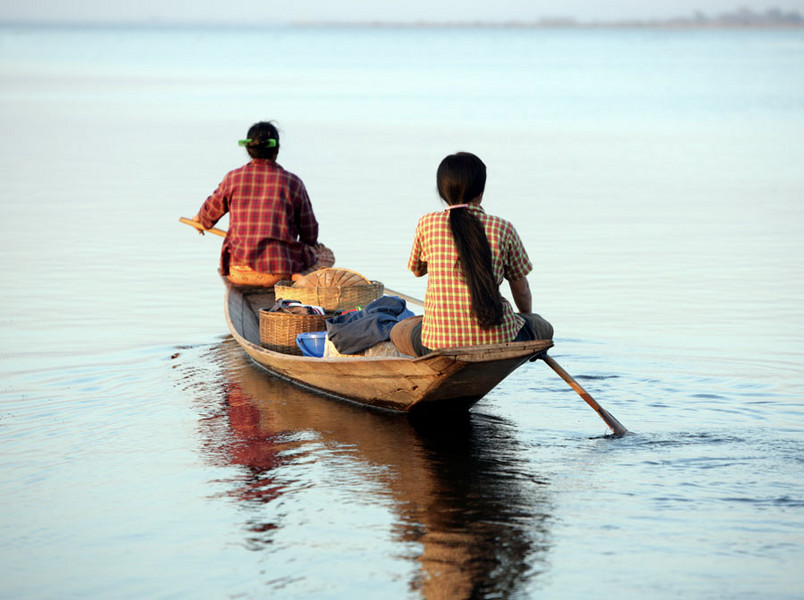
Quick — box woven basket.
[259,310,329,355]
[274,268,384,312]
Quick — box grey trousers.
[390,313,554,357]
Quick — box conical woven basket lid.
[292,268,371,288]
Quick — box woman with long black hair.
[391,152,553,356]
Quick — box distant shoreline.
[303,9,804,30]
[2,8,803,30]
[297,20,804,30]
[2,21,804,30]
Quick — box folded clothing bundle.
[267,298,325,316]
[325,296,414,355]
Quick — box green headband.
[238,138,277,148]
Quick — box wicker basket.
[274,268,384,312]
[259,310,330,355]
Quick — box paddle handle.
[542,354,628,436]
[384,288,424,307]
[179,217,226,238]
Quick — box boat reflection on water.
[197,337,554,598]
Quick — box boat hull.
[224,281,553,412]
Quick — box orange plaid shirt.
[407,205,532,349]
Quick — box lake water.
[1,23,803,599]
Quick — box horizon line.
[1,7,802,30]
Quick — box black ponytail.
[437,153,504,329]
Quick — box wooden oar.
[380,288,426,308]
[180,217,226,238]
[540,354,628,436]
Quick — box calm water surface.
[1,24,803,599]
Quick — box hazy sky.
[2,0,804,24]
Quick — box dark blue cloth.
[325,296,414,354]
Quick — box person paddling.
[191,121,334,287]
[391,152,552,356]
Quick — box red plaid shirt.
[407,205,532,349]
[198,159,319,275]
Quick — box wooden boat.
[180,218,625,431]
[224,280,553,413]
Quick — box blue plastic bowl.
[296,331,327,357]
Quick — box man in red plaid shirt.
[193,121,334,286]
